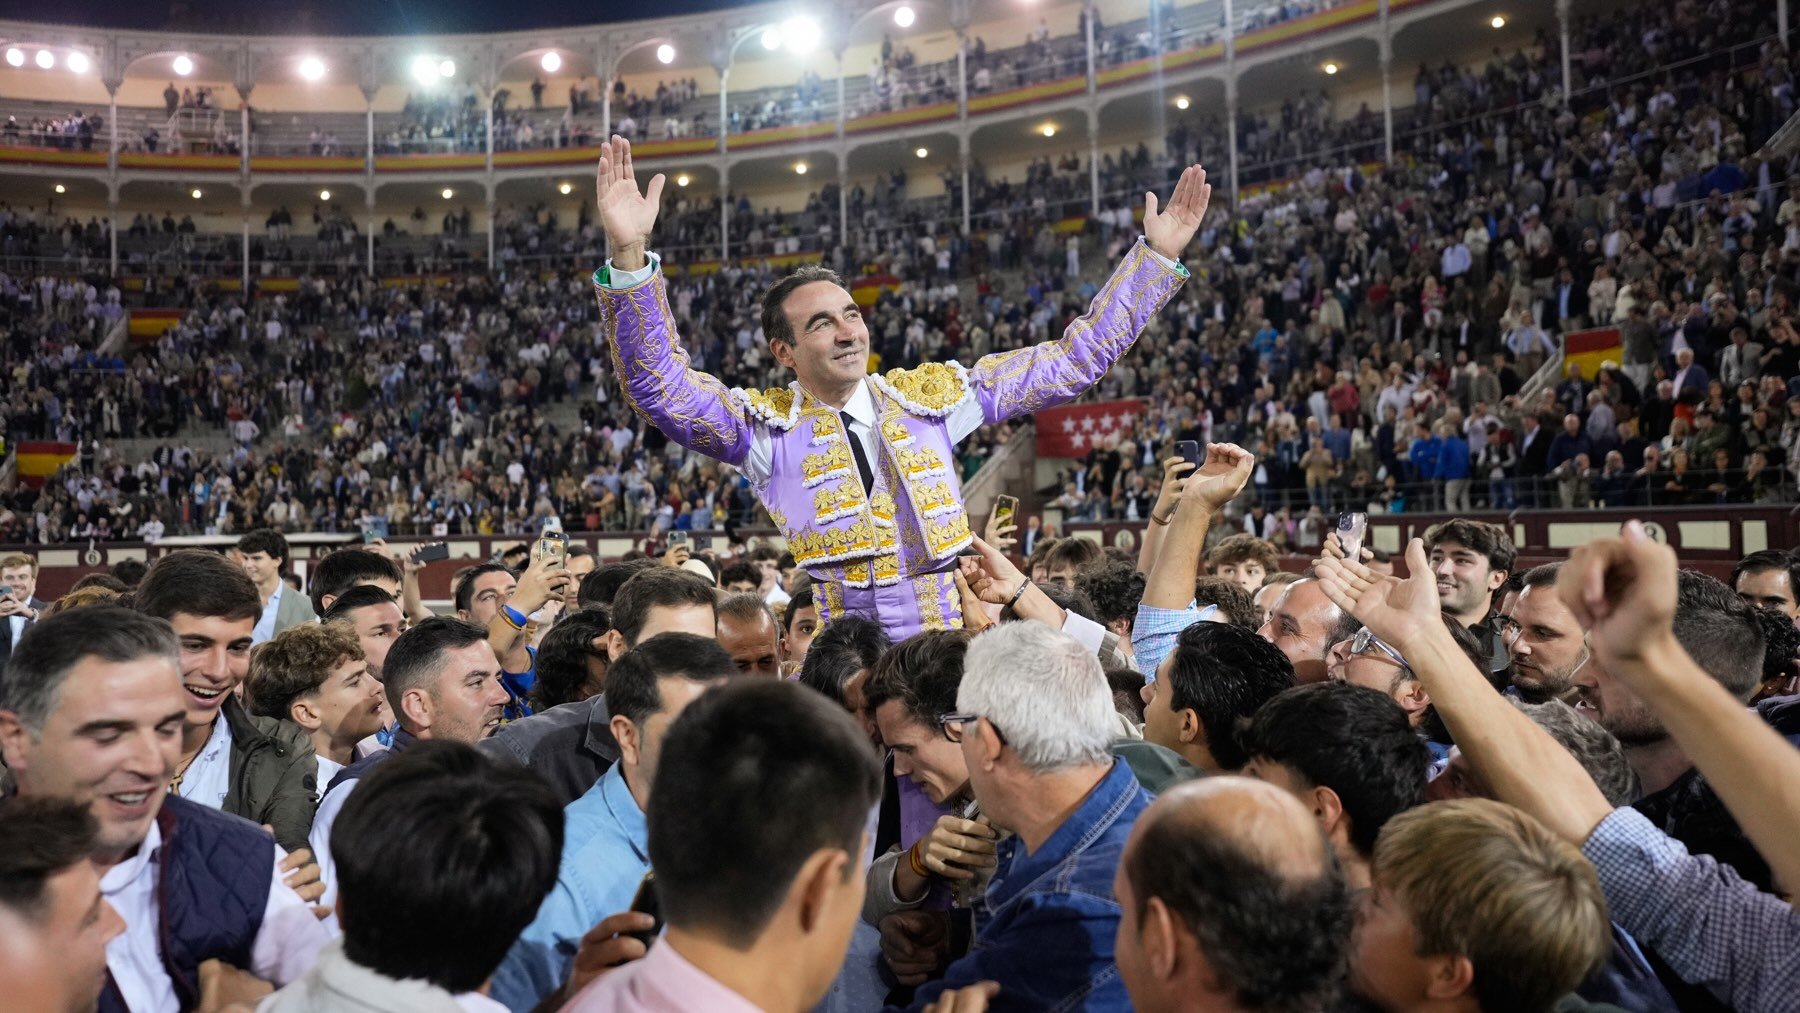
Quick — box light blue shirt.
[251,583,283,646]
[1131,603,1222,681]
[491,763,650,1012]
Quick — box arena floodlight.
[442,188,454,199]
[35,50,55,69]
[299,56,327,81]
[4,49,23,68]
[895,6,916,28]
[783,17,821,54]
[541,51,562,73]
[173,54,194,76]
[67,51,89,74]
[439,59,456,78]
[412,55,439,85]
[319,189,331,200]
[676,174,691,187]
[656,44,675,65]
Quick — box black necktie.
[845,417,876,493]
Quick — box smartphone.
[535,530,569,566]
[626,871,662,947]
[1337,512,1368,562]
[411,543,450,564]
[691,535,711,554]
[1175,440,1204,469]
[541,515,563,535]
[994,495,1019,528]
[0,586,11,599]
[666,530,689,550]
[361,516,389,543]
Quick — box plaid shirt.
[1582,806,1800,1012]
[1131,602,1221,680]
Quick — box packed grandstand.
[0,0,1796,545]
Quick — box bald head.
[1116,777,1349,1013]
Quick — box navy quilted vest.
[325,727,413,795]
[98,796,274,1013]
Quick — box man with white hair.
[882,622,1151,1010]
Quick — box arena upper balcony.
[0,0,1545,225]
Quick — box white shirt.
[102,819,332,1013]
[740,377,985,487]
[7,612,25,648]
[309,778,361,920]
[175,715,233,811]
[252,583,283,645]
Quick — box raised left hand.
[1143,164,1212,261]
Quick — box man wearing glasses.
[1493,563,1591,705]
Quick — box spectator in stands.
[263,742,562,1013]
[237,529,315,644]
[1239,682,1430,890]
[132,551,317,852]
[0,552,47,672]
[562,680,880,1012]
[0,796,126,1013]
[0,606,331,1011]
[1114,778,1349,1013]
[494,634,737,1010]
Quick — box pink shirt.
[563,939,765,1013]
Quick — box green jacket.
[221,696,319,853]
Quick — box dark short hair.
[0,795,100,922]
[1043,537,1102,574]
[1518,561,1562,589]
[567,544,595,563]
[333,742,562,994]
[71,573,129,593]
[761,264,848,349]
[605,632,737,728]
[864,630,972,729]
[649,680,881,945]
[309,548,403,616]
[1077,559,1145,628]
[0,606,178,732]
[108,558,147,587]
[1164,622,1296,770]
[236,529,290,566]
[382,617,489,719]
[717,592,776,629]
[1010,581,1096,623]
[1207,533,1281,573]
[453,563,515,615]
[782,588,816,635]
[1194,576,1259,628]
[1125,799,1349,1013]
[1673,570,1765,700]
[1240,683,1430,857]
[579,558,658,609]
[1731,549,1800,598]
[797,615,890,706]
[134,551,262,624]
[532,608,613,710]
[719,561,762,589]
[319,583,400,626]
[1423,520,1516,577]
[612,568,717,647]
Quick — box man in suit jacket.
[1514,413,1553,507]
[238,529,317,645]
[1670,347,1710,403]
[0,553,49,672]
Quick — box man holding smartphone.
[592,136,1210,643]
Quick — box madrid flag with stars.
[1034,399,1145,458]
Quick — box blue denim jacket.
[898,760,1151,1012]
[490,763,650,1011]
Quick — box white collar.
[840,379,878,428]
[101,818,161,896]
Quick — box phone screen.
[995,495,1019,527]
[411,543,450,564]
[666,531,689,549]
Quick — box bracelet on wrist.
[908,839,931,880]
[1004,580,1033,612]
[501,605,529,629]
[1151,511,1173,526]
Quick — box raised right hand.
[597,135,664,269]
[512,553,571,615]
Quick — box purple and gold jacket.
[596,239,1186,638]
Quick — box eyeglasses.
[937,712,1007,746]
[1491,614,1524,644]
[1350,628,1410,672]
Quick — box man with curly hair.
[1206,534,1281,597]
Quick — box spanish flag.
[1562,326,1624,382]
[14,442,75,487]
[128,309,184,345]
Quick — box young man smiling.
[237,529,316,645]
[132,551,318,853]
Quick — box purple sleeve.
[968,239,1187,424]
[595,267,753,466]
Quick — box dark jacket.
[478,694,619,806]
[221,696,318,853]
